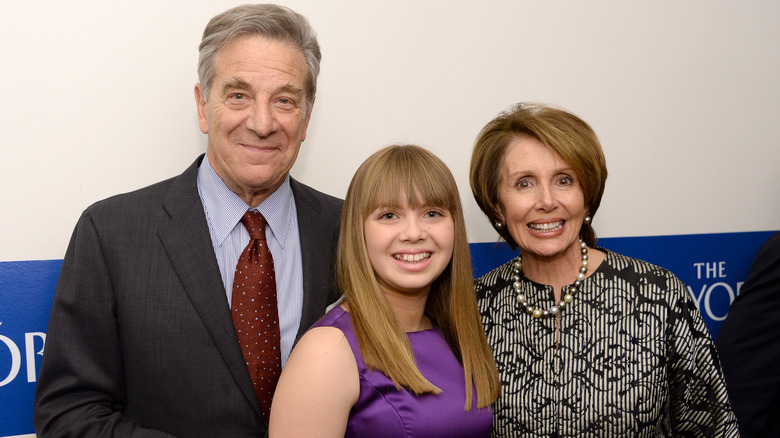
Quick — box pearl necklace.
[512,238,589,318]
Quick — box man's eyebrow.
[220,79,303,96]
[221,77,253,95]
[278,83,304,97]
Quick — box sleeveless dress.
[311,306,492,438]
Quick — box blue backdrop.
[0,230,776,436]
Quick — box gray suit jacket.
[34,155,343,437]
[717,231,780,437]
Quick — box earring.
[584,216,592,225]
[494,221,503,229]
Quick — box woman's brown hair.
[470,103,608,247]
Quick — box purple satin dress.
[312,306,492,438]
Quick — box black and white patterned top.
[476,249,739,437]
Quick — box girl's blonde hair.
[338,144,500,410]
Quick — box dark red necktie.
[231,210,281,423]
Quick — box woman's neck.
[521,245,605,298]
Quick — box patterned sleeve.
[664,272,740,437]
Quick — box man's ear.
[301,98,315,142]
[194,83,209,134]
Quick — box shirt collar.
[197,154,295,248]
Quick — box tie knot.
[241,210,267,241]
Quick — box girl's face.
[364,199,454,299]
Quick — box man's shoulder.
[84,157,200,218]
[289,178,344,214]
[93,175,176,206]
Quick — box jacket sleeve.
[716,231,780,436]
[665,274,740,437]
[33,210,174,437]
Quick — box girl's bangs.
[361,159,455,216]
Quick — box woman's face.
[496,136,588,262]
[364,200,454,298]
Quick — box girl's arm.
[269,326,359,437]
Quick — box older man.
[33,5,342,437]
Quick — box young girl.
[269,145,500,437]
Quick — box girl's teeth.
[395,252,431,262]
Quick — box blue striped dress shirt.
[196,154,303,366]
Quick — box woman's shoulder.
[599,249,688,294]
[602,249,676,276]
[474,258,516,290]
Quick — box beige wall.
[2,0,779,263]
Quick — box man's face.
[195,35,312,207]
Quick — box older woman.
[469,103,738,437]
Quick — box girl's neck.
[383,290,433,332]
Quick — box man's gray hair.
[198,4,321,114]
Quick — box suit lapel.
[157,156,261,415]
[291,179,340,340]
